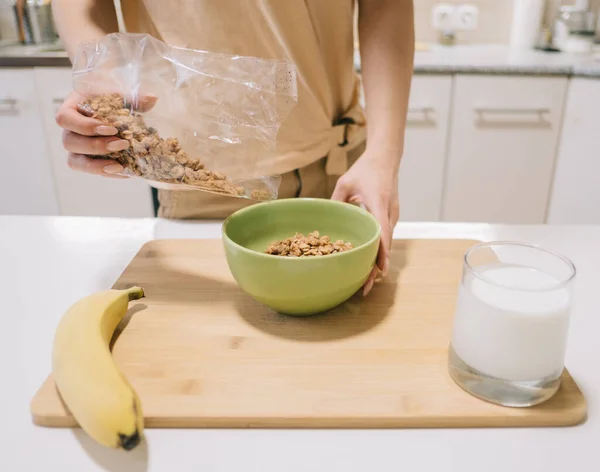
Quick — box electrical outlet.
[455,4,479,31]
[432,3,456,31]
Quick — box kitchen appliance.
[537,0,597,52]
[25,0,57,44]
[0,0,19,41]
[555,1,596,53]
[31,239,586,429]
[535,0,563,51]
[12,0,30,44]
[11,0,57,45]
[594,5,600,44]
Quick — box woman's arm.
[53,0,119,59]
[332,0,414,295]
[358,0,414,172]
[53,0,132,177]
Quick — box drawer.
[0,68,58,215]
[442,75,568,224]
[34,67,154,217]
[400,75,453,221]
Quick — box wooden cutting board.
[31,239,586,428]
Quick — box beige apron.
[119,0,366,218]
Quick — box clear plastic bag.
[72,33,298,200]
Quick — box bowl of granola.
[222,198,381,315]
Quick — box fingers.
[56,105,118,137]
[67,153,128,178]
[363,266,378,297]
[332,178,395,297]
[390,199,400,229]
[369,199,391,275]
[56,95,117,137]
[62,130,129,156]
[387,197,400,269]
[376,227,391,278]
[331,178,351,202]
[56,92,157,137]
[332,179,364,209]
[361,197,392,297]
[56,91,157,180]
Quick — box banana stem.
[126,286,145,301]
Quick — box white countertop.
[3,216,599,471]
[355,44,600,77]
[0,40,71,67]
[4,40,600,77]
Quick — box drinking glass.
[448,241,576,407]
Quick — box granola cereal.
[78,93,271,200]
[265,231,354,257]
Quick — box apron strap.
[326,116,366,176]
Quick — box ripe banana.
[52,286,145,450]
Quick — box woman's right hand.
[55,91,131,178]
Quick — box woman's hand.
[55,92,157,178]
[55,91,131,178]
[331,148,400,296]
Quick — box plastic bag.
[72,33,298,200]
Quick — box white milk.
[451,264,572,381]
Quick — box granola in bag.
[71,33,298,201]
[79,94,271,200]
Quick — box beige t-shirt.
[119,0,366,176]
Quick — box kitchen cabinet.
[2,62,595,223]
[34,68,154,218]
[0,68,58,215]
[547,78,600,224]
[399,75,452,221]
[358,74,452,221]
[442,75,568,224]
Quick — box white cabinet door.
[547,78,600,224]
[34,68,154,218]
[0,68,58,215]
[399,75,452,221]
[442,75,568,224]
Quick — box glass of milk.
[448,241,576,407]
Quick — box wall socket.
[432,3,479,32]
[432,3,455,31]
[456,4,479,31]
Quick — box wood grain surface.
[31,239,587,428]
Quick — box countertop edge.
[352,47,600,78]
[0,56,72,67]
[2,46,600,78]
[411,65,576,76]
[356,62,599,78]
[3,58,593,77]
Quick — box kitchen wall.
[0,0,17,43]
[413,0,600,45]
[352,0,516,46]
[414,0,514,44]
[4,1,600,46]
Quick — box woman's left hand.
[331,148,400,296]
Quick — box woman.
[52,0,414,295]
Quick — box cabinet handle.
[474,107,550,115]
[52,97,66,113]
[0,98,18,112]
[0,98,18,106]
[408,106,434,113]
[407,106,436,127]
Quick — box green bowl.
[222,198,381,316]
